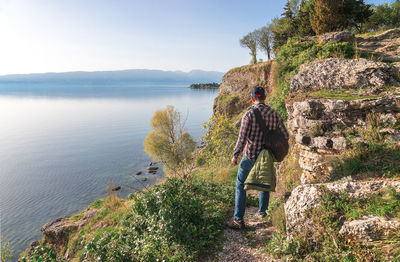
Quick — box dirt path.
[214,206,276,262]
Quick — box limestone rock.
[219,62,272,95]
[339,215,400,242]
[302,31,355,45]
[290,58,399,93]
[213,61,274,116]
[285,181,400,238]
[286,95,400,183]
[41,208,98,247]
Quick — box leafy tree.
[255,26,274,60]
[144,106,196,178]
[311,0,342,34]
[365,0,400,30]
[295,0,315,37]
[240,31,258,64]
[341,0,373,32]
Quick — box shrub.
[197,114,238,167]
[144,105,196,178]
[82,177,233,262]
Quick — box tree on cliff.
[340,0,373,32]
[255,26,273,60]
[144,106,196,178]
[310,0,342,34]
[240,31,258,64]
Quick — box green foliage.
[365,0,400,31]
[144,105,196,178]
[311,0,342,35]
[197,114,238,167]
[21,246,59,262]
[82,178,233,262]
[240,31,258,64]
[1,236,13,262]
[269,39,355,120]
[255,26,273,60]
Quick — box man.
[227,86,289,230]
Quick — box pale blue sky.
[0,0,394,75]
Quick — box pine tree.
[310,0,342,34]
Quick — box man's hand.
[231,157,238,166]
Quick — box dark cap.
[251,86,266,99]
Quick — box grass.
[309,90,380,100]
[356,27,400,38]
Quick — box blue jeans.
[234,155,270,221]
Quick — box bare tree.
[240,31,258,64]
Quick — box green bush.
[82,177,233,262]
[197,114,238,167]
[269,39,355,121]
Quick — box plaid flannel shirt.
[233,103,289,162]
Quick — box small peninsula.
[189,82,220,89]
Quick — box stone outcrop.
[358,29,400,62]
[213,61,274,117]
[286,95,400,183]
[287,57,400,184]
[41,208,97,248]
[303,30,355,45]
[339,215,400,243]
[285,181,400,238]
[290,58,400,93]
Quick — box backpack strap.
[252,108,270,149]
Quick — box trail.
[215,206,277,262]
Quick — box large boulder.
[290,58,400,93]
[285,181,400,238]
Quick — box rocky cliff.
[213,29,400,260]
[213,61,274,118]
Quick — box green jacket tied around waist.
[244,149,276,192]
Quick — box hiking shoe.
[257,213,266,219]
[226,219,245,230]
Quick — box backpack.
[252,108,289,162]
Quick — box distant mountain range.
[0,69,224,84]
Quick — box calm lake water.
[0,83,218,259]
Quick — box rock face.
[218,61,273,95]
[41,208,97,248]
[286,95,400,183]
[358,28,400,62]
[285,181,400,238]
[213,61,274,117]
[339,215,400,242]
[290,58,400,93]
[303,30,355,45]
[287,57,400,184]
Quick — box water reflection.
[0,86,217,259]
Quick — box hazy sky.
[0,0,394,75]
